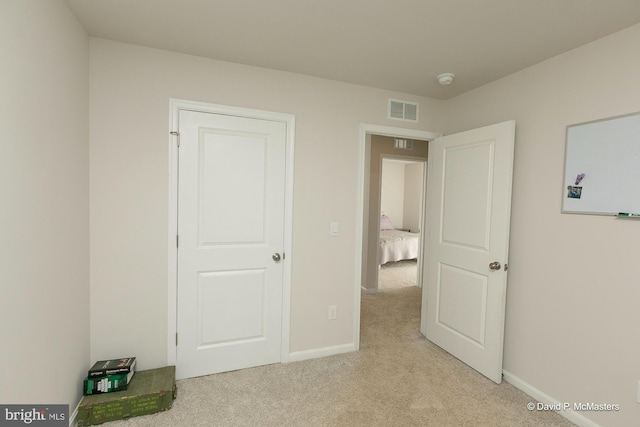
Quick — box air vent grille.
[394,138,414,150]
[388,99,418,122]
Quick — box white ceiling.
[64,0,640,100]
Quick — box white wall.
[380,160,406,228]
[444,24,640,427]
[403,162,425,233]
[89,38,445,366]
[0,0,89,413]
[380,160,425,232]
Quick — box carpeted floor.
[101,287,575,427]
[378,259,418,290]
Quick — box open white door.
[422,120,515,384]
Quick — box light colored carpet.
[102,287,575,427]
[378,259,418,290]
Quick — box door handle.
[272,253,282,262]
[489,261,501,271]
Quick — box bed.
[378,214,420,265]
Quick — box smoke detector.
[437,73,455,85]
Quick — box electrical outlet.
[328,305,337,320]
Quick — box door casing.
[167,99,295,367]
[355,124,442,348]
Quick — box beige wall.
[89,38,445,365]
[444,24,640,427]
[0,0,89,412]
[6,4,638,424]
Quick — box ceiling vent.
[388,99,418,122]
[394,138,414,150]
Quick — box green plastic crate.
[78,366,176,426]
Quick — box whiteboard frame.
[561,112,640,216]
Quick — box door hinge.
[175,333,178,346]
[170,131,180,147]
[176,235,179,248]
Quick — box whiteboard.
[562,112,640,215]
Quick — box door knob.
[489,261,501,270]
[272,253,281,262]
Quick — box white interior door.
[422,120,515,383]
[176,109,287,380]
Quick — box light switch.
[330,222,339,236]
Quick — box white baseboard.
[360,286,377,294]
[287,343,356,363]
[502,370,601,427]
[69,399,80,427]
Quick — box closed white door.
[176,109,287,380]
[422,121,515,384]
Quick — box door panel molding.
[167,99,294,371]
[422,120,515,384]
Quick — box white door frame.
[355,124,442,348]
[167,99,295,367]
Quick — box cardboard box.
[78,366,176,426]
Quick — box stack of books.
[83,357,136,395]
